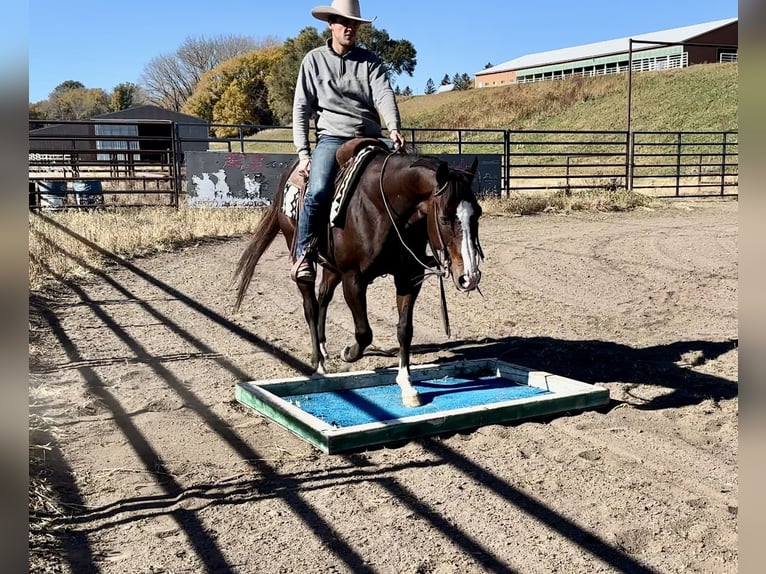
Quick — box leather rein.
[377,152,456,336]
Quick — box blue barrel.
[72,181,104,207]
[37,181,67,210]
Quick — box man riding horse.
[291,0,406,283]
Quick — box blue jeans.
[295,135,348,259]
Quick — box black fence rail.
[630,131,738,196]
[29,119,182,210]
[507,130,629,192]
[28,120,737,210]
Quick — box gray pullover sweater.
[292,40,402,160]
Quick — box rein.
[378,152,446,278]
[378,152,452,336]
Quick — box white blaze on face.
[457,200,480,276]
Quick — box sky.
[28,0,737,103]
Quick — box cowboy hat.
[311,0,373,24]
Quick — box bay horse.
[233,143,483,407]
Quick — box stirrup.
[291,253,315,283]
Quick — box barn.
[475,17,737,88]
[29,105,209,163]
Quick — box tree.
[424,78,436,95]
[183,46,283,136]
[52,80,85,94]
[140,34,279,111]
[263,25,418,125]
[355,26,417,81]
[450,73,473,91]
[29,101,46,120]
[484,62,493,69]
[264,27,325,125]
[440,74,451,86]
[43,87,110,119]
[402,86,413,96]
[394,85,402,96]
[110,82,144,111]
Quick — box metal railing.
[29,120,737,210]
[29,119,181,210]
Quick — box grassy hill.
[397,63,737,133]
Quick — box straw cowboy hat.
[311,0,373,24]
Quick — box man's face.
[330,17,361,49]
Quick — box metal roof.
[92,105,208,123]
[476,17,737,76]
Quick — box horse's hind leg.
[340,273,373,362]
[297,282,325,374]
[317,268,341,360]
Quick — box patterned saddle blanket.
[281,139,387,227]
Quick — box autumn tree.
[183,46,283,136]
[141,34,280,111]
[44,86,110,119]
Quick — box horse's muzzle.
[456,269,481,292]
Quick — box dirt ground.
[29,199,738,574]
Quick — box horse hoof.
[402,393,422,408]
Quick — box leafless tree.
[140,34,280,112]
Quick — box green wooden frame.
[235,359,609,454]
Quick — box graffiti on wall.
[186,151,501,207]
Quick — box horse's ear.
[468,157,478,176]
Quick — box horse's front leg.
[340,273,373,362]
[394,274,424,407]
[297,281,325,374]
[317,268,341,361]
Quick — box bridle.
[378,152,451,280]
[378,153,482,336]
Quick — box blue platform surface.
[282,375,553,428]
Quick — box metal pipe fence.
[28,120,737,210]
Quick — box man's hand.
[390,129,405,151]
[297,157,311,178]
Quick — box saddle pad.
[282,182,300,219]
[330,145,382,227]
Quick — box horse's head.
[417,157,484,292]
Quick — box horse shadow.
[407,335,738,411]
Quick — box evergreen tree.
[424,78,436,94]
[440,74,451,85]
[402,86,412,96]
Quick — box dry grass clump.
[481,188,657,216]
[29,206,265,292]
[28,410,67,562]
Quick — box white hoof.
[402,392,422,408]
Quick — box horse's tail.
[233,185,285,312]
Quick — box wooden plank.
[235,358,610,454]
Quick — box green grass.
[398,63,738,133]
